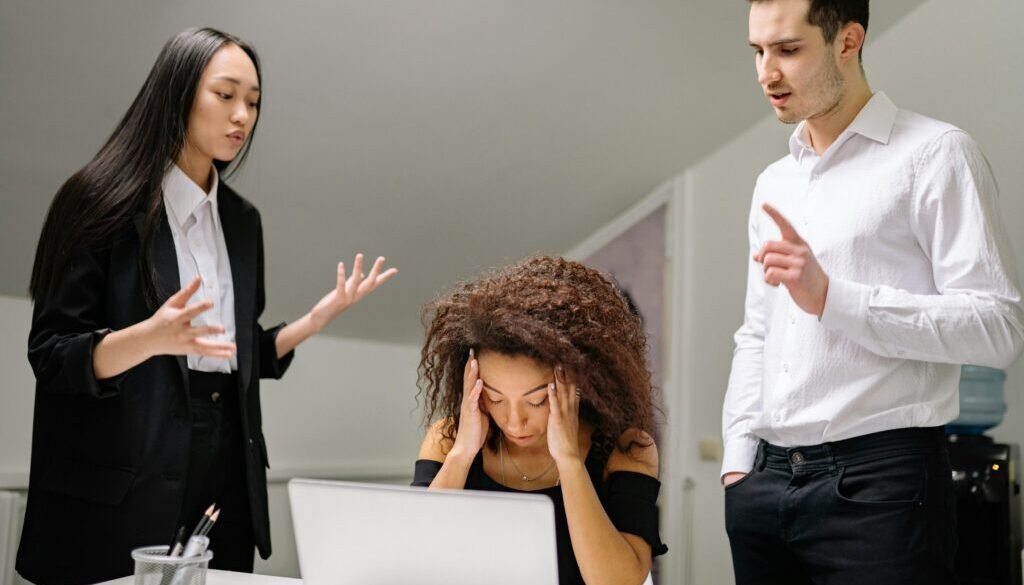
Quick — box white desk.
[97,568,656,585]
[97,569,299,585]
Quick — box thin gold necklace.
[500,434,557,484]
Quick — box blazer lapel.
[134,210,188,388]
[218,190,256,396]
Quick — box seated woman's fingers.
[462,349,479,396]
[468,379,483,412]
[547,382,561,421]
[554,366,575,415]
[460,352,483,411]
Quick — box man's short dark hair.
[750,0,870,59]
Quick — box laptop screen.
[289,478,559,585]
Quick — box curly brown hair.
[418,255,659,458]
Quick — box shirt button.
[782,363,790,373]
[789,314,796,325]
[790,451,806,465]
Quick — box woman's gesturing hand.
[547,365,583,466]
[309,254,398,332]
[450,349,490,461]
[140,277,236,359]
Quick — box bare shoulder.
[605,428,659,478]
[418,418,456,463]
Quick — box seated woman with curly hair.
[413,255,668,585]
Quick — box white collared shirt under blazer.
[161,163,238,373]
[722,92,1024,476]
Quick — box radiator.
[0,491,26,585]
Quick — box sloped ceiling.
[0,0,927,343]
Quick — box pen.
[168,526,186,557]
[159,525,191,585]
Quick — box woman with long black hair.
[16,27,395,585]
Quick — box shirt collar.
[162,163,219,228]
[788,91,899,161]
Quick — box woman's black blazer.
[16,184,293,585]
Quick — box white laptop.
[288,478,560,585]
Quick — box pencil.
[199,509,220,537]
[191,503,216,539]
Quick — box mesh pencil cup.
[131,545,214,585]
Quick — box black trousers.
[178,371,256,572]
[725,427,959,585]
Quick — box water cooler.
[946,366,1022,585]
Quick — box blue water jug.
[946,365,1008,435]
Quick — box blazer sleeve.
[28,244,128,398]
[254,210,294,380]
[258,323,293,379]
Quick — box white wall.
[0,296,36,487]
[0,293,422,578]
[668,0,1024,583]
[254,330,422,577]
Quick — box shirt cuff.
[820,277,871,338]
[721,434,760,478]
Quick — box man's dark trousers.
[725,426,959,585]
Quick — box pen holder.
[131,545,214,585]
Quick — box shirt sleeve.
[820,130,1024,368]
[722,182,767,477]
[604,472,669,557]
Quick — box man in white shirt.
[722,1,1024,583]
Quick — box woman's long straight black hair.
[29,27,262,307]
